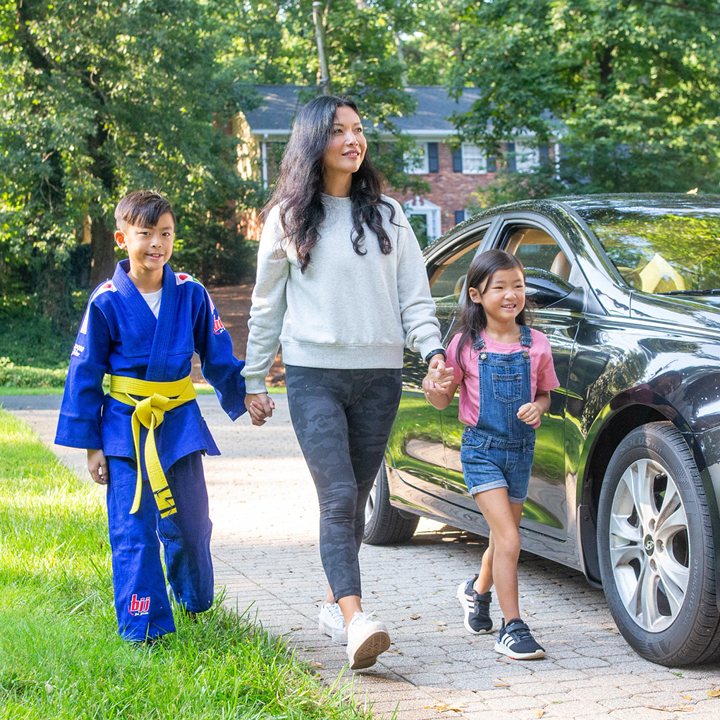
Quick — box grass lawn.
[0,410,366,720]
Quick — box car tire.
[597,421,720,665]
[363,461,419,546]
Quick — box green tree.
[225,0,429,195]
[0,0,260,326]
[446,0,720,197]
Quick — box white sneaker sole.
[456,581,493,635]
[494,640,546,660]
[319,618,347,645]
[347,628,391,670]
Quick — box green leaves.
[446,0,720,196]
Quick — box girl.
[242,95,450,670]
[423,249,558,660]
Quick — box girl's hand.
[517,402,542,426]
[427,354,455,389]
[245,392,276,426]
[87,448,109,485]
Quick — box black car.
[363,194,720,666]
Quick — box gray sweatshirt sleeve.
[242,206,289,394]
[394,212,442,360]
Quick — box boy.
[55,190,246,643]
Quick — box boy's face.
[114,212,175,276]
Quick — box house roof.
[243,85,483,137]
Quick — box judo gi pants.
[106,451,213,641]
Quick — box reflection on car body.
[363,194,720,666]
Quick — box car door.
[387,225,489,510]
[441,215,582,547]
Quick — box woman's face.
[322,106,367,178]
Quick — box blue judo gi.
[55,259,246,641]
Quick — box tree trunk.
[90,215,116,286]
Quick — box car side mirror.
[525,270,582,310]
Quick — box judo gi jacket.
[55,259,246,465]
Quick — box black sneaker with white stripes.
[456,576,493,634]
[495,618,546,660]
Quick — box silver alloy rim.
[365,482,377,525]
[609,458,690,632]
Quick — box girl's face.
[322,106,367,177]
[468,266,526,322]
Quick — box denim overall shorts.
[459,325,535,504]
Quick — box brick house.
[236,85,557,242]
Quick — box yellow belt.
[109,375,197,518]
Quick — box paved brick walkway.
[4,394,719,720]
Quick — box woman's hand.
[87,448,109,485]
[427,353,455,389]
[245,392,276,426]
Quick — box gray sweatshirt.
[242,194,442,394]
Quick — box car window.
[429,238,483,299]
[504,227,574,283]
[577,206,720,295]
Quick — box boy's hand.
[87,449,109,485]
[245,392,275,426]
[517,402,542,426]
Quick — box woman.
[243,95,449,670]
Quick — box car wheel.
[363,461,419,545]
[598,421,720,665]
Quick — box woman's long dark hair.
[455,249,534,371]
[267,95,396,272]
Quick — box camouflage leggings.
[286,365,403,601]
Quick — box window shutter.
[539,144,550,163]
[452,147,463,172]
[487,155,497,173]
[506,142,516,172]
[454,210,466,224]
[428,142,439,173]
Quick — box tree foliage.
[0,0,260,324]
[445,0,720,196]
[225,0,429,195]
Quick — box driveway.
[3,394,719,720]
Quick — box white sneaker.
[346,612,391,670]
[318,602,347,644]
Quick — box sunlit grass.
[0,410,367,720]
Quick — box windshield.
[578,203,720,295]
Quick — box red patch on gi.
[213,317,225,334]
[128,594,151,616]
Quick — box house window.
[515,142,540,173]
[428,142,439,173]
[454,210,466,224]
[461,143,487,174]
[405,144,429,174]
[404,198,442,244]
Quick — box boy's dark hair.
[115,190,176,230]
[455,249,534,371]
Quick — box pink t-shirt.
[446,328,560,428]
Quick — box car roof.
[558,193,720,216]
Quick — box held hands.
[517,402,542,426]
[245,392,276,426]
[87,448,109,485]
[422,354,456,409]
